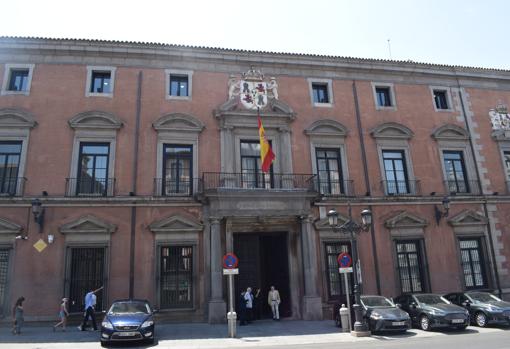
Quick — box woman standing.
[12,297,25,335]
[53,298,69,331]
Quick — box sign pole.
[227,273,236,338]
[344,273,352,330]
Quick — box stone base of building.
[351,330,371,337]
[208,299,227,324]
[302,296,323,320]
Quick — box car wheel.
[420,315,431,331]
[334,314,341,327]
[146,337,155,345]
[475,312,488,327]
[100,341,108,348]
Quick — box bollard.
[227,311,237,338]
[339,304,350,333]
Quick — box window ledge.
[85,92,113,98]
[1,90,30,96]
[166,95,191,101]
[313,102,333,108]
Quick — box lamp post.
[434,196,450,225]
[31,199,45,233]
[328,204,372,335]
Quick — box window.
[90,71,111,94]
[169,75,189,97]
[160,246,193,308]
[376,87,392,107]
[76,143,110,196]
[382,150,409,194]
[433,90,449,110]
[165,69,193,100]
[459,239,487,289]
[0,249,9,317]
[0,142,22,195]
[316,148,344,195]
[504,151,510,181]
[312,83,329,104]
[8,69,29,92]
[240,140,273,189]
[325,242,352,299]
[443,151,469,194]
[162,145,192,196]
[1,64,34,95]
[396,241,425,293]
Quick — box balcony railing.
[153,178,201,197]
[445,180,481,195]
[202,172,317,191]
[315,179,355,197]
[381,180,421,196]
[0,177,26,197]
[66,178,115,197]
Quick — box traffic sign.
[339,267,353,273]
[337,252,352,268]
[223,268,239,275]
[223,253,239,269]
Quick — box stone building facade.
[0,37,509,323]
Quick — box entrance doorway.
[234,232,291,318]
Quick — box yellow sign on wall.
[33,239,47,253]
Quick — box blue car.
[100,299,156,347]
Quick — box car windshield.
[467,292,502,303]
[415,294,449,305]
[361,296,394,308]
[108,302,150,315]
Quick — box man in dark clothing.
[238,291,247,325]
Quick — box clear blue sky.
[1,0,509,69]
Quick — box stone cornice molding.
[431,124,469,141]
[0,108,37,129]
[370,122,414,140]
[0,217,23,234]
[152,113,204,133]
[59,214,117,234]
[448,209,488,227]
[304,119,349,137]
[384,210,428,229]
[68,111,123,130]
[149,214,203,233]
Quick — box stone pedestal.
[208,299,227,324]
[302,296,323,320]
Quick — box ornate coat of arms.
[228,67,278,110]
[490,102,510,131]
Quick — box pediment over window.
[0,108,37,129]
[59,215,117,234]
[384,211,428,229]
[314,213,351,231]
[431,124,469,141]
[152,113,204,133]
[371,122,414,140]
[0,217,23,235]
[304,120,349,137]
[448,210,488,226]
[149,214,203,233]
[68,111,123,130]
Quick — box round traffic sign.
[337,252,352,268]
[223,253,239,269]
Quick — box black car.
[100,299,156,347]
[445,291,510,327]
[395,293,469,331]
[360,295,411,333]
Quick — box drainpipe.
[455,75,502,297]
[129,71,143,298]
[352,81,381,294]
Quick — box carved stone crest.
[227,67,278,110]
[490,102,510,131]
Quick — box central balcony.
[202,172,317,191]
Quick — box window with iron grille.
[324,242,352,299]
[312,83,329,103]
[160,246,193,309]
[77,143,110,196]
[459,238,487,289]
[163,145,192,195]
[0,249,9,316]
[240,140,273,189]
[316,148,344,195]
[8,69,29,91]
[443,151,469,193]
[169,75,189,97]
[433,90,449,110]
[90,71,111,94]
[0,142,22,195]
[382,150,409,194]
[396,241,426,293]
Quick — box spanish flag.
[258,113,275,173]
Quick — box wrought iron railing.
[153,178,201,196]
[66,178,115,197]
[202,172,317,191]
[381,180,421,196]
[315,179,355,197]
[0,177,26,196]
[445,180,481,195]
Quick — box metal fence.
[202,172,317,191]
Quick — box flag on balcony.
[258,112,275,173]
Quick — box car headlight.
[370,313,383,320]
[141,320,154,328]
[486,306,502,313]
[429,309,445,316]
[101,321,113,330]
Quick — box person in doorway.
[244,287,254,323]
[268,286,281,320]
[78,286,103,331]
[12,296,25,335]
[238,290,247,325]
[253,288,262,320]
[53,298,69,331]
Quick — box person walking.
[268,286,281,320]
[12,297,25,335]
[78,286,103,331]
[244,287,254,323]
[53,298,69,331]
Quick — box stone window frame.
[499,146,510,192]
[307,78,333,108]
[85,66,116,98]
[165,69,193,101]
[437,145,477,195]
[429,85,454,112]
[1,63,35,96]
[371,82,397,111]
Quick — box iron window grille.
[160,246,193,309]
[396,240,426,293]
[459,238,487,290]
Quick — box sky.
[1,0,509,69]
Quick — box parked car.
[360,295,411,333]
[100,299,156,347]
[444,291,510,327]
[394,293,469,331]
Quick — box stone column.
[208,217,226,323]
[300,215,323,320]
[278,127,293,173]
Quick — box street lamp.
[31,199,45,233]
[327,204,372,335]
[434,196,450,224]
